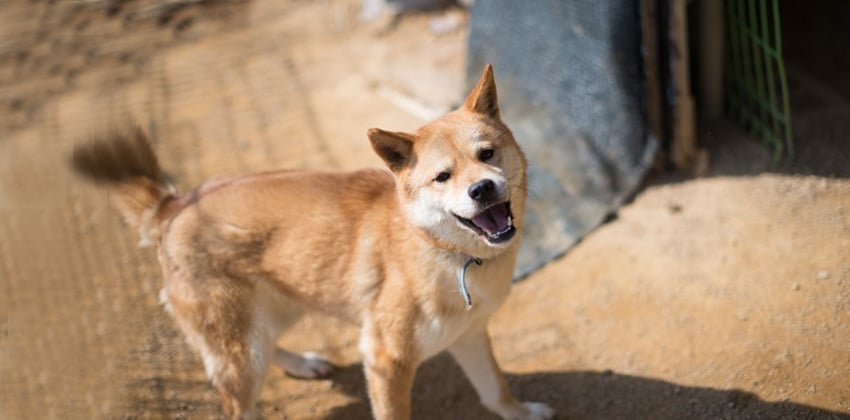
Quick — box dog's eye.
[434,172,451,183]
[478,148,495,161]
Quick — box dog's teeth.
[507,216,512,227]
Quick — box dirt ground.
[1,1,848,419]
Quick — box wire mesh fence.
[724,0,793,163]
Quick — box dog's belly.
[254,279,308,336]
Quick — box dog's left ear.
[463,64,500,119]
[368,128,415,172]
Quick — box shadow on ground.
[317,354,848,419]
[126,352,849,419]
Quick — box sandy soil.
[1,1,848,419]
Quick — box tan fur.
[73,65,555,420]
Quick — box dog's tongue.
[472,203,510,235]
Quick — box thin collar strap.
[459,256,483,310]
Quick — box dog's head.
[368,65,527,259]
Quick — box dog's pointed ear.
[368,128,415,172]
[463,64,500,119]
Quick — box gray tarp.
[466,0,658,279]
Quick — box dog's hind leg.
[274,348,335,379]
[208,339,269,420]
[163,279,272,420]
[189,313,271,420]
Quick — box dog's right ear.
[463,64,500,119]
[368,128,415,172]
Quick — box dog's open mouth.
[455,201,516,244]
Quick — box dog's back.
[72,130,403,317]
[161,168,403,317]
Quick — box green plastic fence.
[725,0,793,163]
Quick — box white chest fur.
[415,258,514,360]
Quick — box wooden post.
[669,0,697,169]
[699,0,725,121]
[640,0,664,146]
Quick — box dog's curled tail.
[71,127,176,246]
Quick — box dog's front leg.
[360,324,417,419]
[449,325,555,420]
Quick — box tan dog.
[72,65,555,420]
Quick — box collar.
[458,256,483,310]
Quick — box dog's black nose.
[468,179,496,202]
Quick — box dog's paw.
[490,400,556,420]
[518,401,556,420]
[282,351,335,379]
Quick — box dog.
[71,65,555,420]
